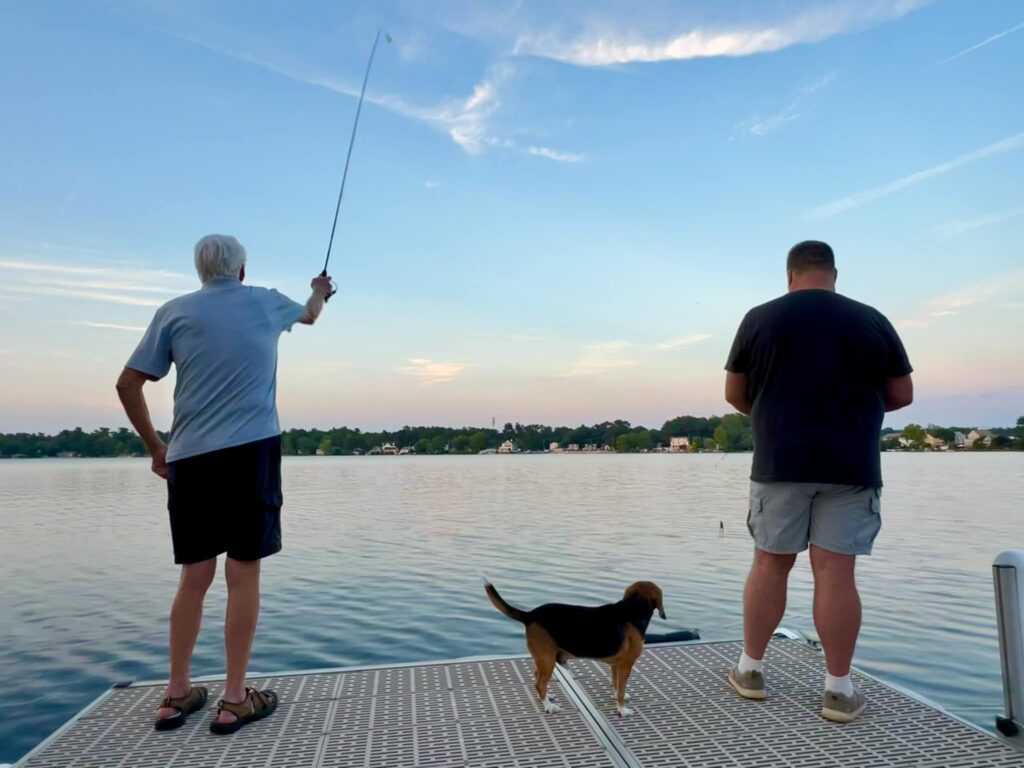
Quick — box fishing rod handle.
[320,269,338,302]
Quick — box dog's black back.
[529,597,655,659]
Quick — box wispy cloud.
[6,285,164,307]
[800,71,840,96]
[940,20,1024,64]
[807,132,1024,219]
[737,72,838,137]
[395,358,473,385]
[654,334,713,350]
[424,180,442,189]
[744,111,800,137]
[514,1,928,66]
[937,206,1024,236]
[0,259,188,280]
[527,146,585,163]
[167,31,587,160]
[556,341,638,378]
[899,270,1024,330]
[0,257,191,308]
[171,29,514,155]
[72,321,148,333]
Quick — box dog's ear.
[655,588,666,620]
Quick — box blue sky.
[1,0,1022,432]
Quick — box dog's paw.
[617,705,634,718]
[543,698,562,714]
[623,692,632,702]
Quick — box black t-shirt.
[725,290,912,487]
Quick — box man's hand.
[300,275,333,325]
[311,274,334,298]
[151,442,169,479]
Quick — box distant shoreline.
[1,415,1020,458]
[7,448,1024,461]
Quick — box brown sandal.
[209,687,279,735]
[154,686,209,731]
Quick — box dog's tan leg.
[526,625,561,713]
[615,662,635,717]
[610,666,631,703]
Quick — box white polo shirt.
[126,277,304,462]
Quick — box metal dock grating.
[16,639,1024,767]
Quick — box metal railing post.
[994,549,1024,739]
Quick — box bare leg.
[217,557,262,724]
[743,549,797,660]
[809,546,860,676]
[157,559,216,719]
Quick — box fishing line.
[320,30,390,300]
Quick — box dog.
[484,579,665,716]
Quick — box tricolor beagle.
[484,579,666,716]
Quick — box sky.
[1,0,1022,433]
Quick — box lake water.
[1,452,1021,762]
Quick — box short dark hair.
[787,240,835,273]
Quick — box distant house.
[967,429,994,447]
[549,442,562,453]
[497,440,517,454]
[566,443,580,452]
[922,434,947,450]
[381,442,399,456]
[398,446,415,455]
[953,431,967,449]
[669,437,691,453]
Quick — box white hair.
[194,234,247,283]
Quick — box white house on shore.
[669,436,691,453]
[498,440,517,454]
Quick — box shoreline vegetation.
[1,416,1021,459]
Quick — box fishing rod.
[320,30,389,301]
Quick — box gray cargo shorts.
[747,481,882,556]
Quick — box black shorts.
[166,436,283,565]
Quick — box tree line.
[880,418,1024,451]
[2,416,1020,458]
[0,415,752,457]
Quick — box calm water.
[1,453,1021,762]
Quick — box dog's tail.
[481,576,531,624]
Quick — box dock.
[16,637,1023,767]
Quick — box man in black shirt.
[723,241,913,723]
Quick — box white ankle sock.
[737,651,764,674]
[825,673,854,697]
